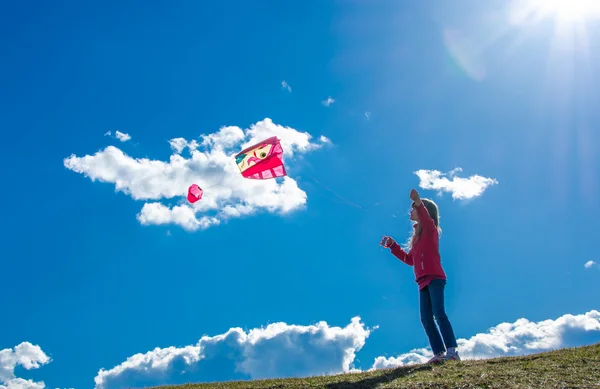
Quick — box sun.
[539,0,600,22]
[512,0,600,24]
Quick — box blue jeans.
[419,279,458,355]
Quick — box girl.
[381,188,460,364]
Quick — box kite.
[234,136,286,180]
[183,135,368,213]
[187,184,203,203]
[185,136,285,204]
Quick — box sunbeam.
[510,0,600,25]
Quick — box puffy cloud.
[281,81,291,92]
[321,97,335,107]
[168,137,199,154]
[93,317,374,389]
[64,118,330,231]
[584,260,596,269]
[114,131,131,142]
[199,125,245,151]
[414,168,498,200]
[91,309,600,389]
[104,130,131,142]
[0,342,50,389]
[241,120,330,157]
[136,203,221,231]
[372,309,600,369]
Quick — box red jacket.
[389,201,446,290]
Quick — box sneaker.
[426,352,445,364]
[443,349,461,361]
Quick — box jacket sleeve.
[390,241,413,266]
[416,201,435,233]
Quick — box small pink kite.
[187,184,203,203]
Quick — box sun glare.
[542,0,600,22]
[514,0,600,24]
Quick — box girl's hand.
[410,188,421,206]
[380,236,395,247]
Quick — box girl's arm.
[415,201,436,232]
[389,241,413,266]
[415,201,435,232]
[411,188,435,233]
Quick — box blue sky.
[1,0,599,388]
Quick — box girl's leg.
[428,279,458,350]
[419,285,445,357]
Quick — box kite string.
[204,158,241,189]
[203,150,246,189]
[204,168,228,189]
[302,173,367,210]
[199,154,389,214]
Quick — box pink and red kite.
[187,136,287,203]
[234,136,286,180]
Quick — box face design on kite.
[235,143,274,172]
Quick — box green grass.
[155,343,600,389]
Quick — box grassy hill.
[155,342,600,389]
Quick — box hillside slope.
[155,342,600,389]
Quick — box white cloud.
[241,120,329,157]
[321,97,335,107]
[281,80,291,92]
[319,135,332,145]
[93,317,374,389]
[414,168,498,200]
[371,309,600,369]
[0,342,50,389]
[136,203,221,231]
[199,125,244,151]
[104,130,131,142]
[114,131,131,142]
[90,309,600,388]
[64,118,331,231]
[168,137,199,154]
[584,260,596,269]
